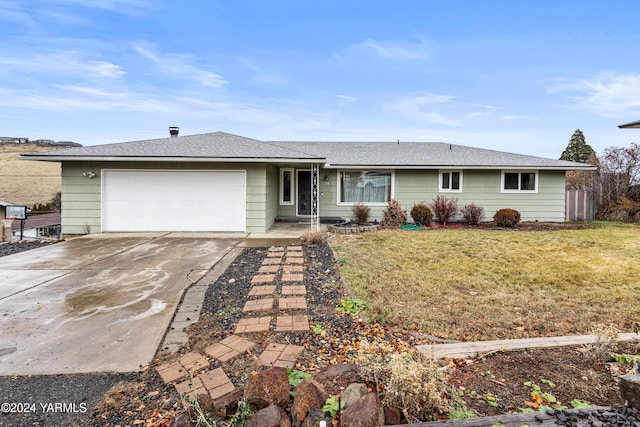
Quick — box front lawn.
[330,222,640,341]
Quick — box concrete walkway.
[418,332,640,359]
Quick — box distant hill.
[0,143,65,208]
[0,137,81,147]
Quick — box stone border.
[328,223,379,234]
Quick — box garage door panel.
[103,170,246,232]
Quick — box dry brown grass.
[0,144,61,207]
[330,223,640,341]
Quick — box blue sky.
[2,0,640,158]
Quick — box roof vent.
[169,126,179,137]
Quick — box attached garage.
[102,170,246,232]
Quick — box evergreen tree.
[560,129,595,163]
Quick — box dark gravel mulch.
[0,373,134,427]
[0,241,55,258]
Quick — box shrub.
[382,199,407,227]
[493,208,521,227]
[352,203,371,224]
[299,230,325,244]
[430,196,458,223]
[581,323,619,362]
[357,340,446,422]
[410,202,433,226]
[460,203,484,225]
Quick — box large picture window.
[439,170,462,192]
[339,170,392,204]
[502,171,538,192]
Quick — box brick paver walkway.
[157,244,311,403]
[205,335,256,362]
[258,343,305,368]
[248,285,277,296]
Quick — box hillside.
[0,144,63,208]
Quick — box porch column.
[310,163,319,232]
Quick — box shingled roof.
[22,131,593,170]
[22,132,321,161]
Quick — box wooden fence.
[565,190,594,221]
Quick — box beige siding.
[61,161,270,234]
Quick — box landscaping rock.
[169,412,194,427]
[213,386,244,417]
[300,409,332,427]
[619,375,640,409]
[340,383,368,408]
[340,392,384,427]
[244,367,291,409]
[291,379,329,426]
[383,406,402,426]
[196,393,216,417]
[313,363,359,395]
[248,404,291,427]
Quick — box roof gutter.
[324,164,597,171]
[19,155,326,163]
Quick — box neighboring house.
[10,212,61,240]
[0,200,10,219]
[618,120,640,129]
[21,129,594,234]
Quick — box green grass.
[330,222,640,341]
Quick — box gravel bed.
[0,241,56,258]
[0,373,134,427]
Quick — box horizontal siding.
[278,168,567,223]
[61,161,269,234]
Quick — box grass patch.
[330,223,640,341]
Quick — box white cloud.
[336,95,357,105]
[133,43,227,88]
[547,72,640,117]
[48,0,150,16]
[340,36,431,61]
[0,51,126,78]
[390,93,462,126]
[236,57,284,85]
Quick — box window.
[338,170,392,204]
[502,171,538,192]
[280,168,293,205]
[439,170,462,192]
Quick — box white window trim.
[439,170,463,193]
[336,170,395,206]
[279,168,294,205]
[501,170,539,193]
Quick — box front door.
[297,170,311,216]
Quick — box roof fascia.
[19,155,326,163]
[324,164,596,171]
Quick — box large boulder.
[383,406,402,426]
[244,367,291,409]
[291,379,329,426]
[340,383,368,408]
[248,404,291,427]
[301,409,332,427]
[313,364,359,395]
[340,392,384,427]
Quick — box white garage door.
[102,170,246,232]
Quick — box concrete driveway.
[0,233,243,376]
